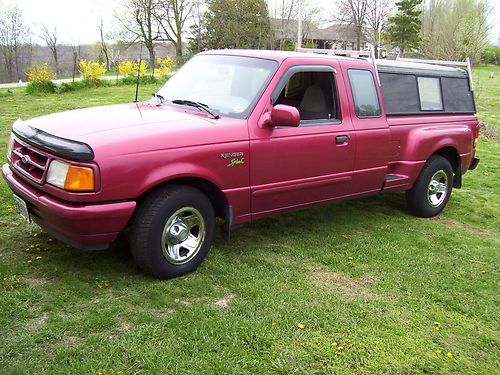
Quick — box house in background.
[271,18,369,51]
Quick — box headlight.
[6,133,14,162]
[47,160,95,192]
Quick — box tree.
[0,3,27,81]
[386,0,422,56]
[116,0,160,68]
[421,0,491,63]
[97,17,111,71]
[39,24,60,75]
[200,0,271,50]
[365,0,394,56]
[334,0,369,50]
[155,0,194,57]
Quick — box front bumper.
[2,163,136,250]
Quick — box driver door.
[249,63,356,217]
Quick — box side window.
[417,76,443,111]
[275,71,339,123]
[348,69,381,118]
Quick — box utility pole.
[296,0,302,50]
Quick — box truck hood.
[21,102,247,159]
[24,102,215,138]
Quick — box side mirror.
[270,104,300,127]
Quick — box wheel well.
[139,177,228,220]
[433,146,461,188]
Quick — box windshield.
[156,54,278,118]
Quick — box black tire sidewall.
[131,186,215,279]
[406,156,453,218]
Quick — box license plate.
[13,194,30,223]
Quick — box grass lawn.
[0,68,498,374]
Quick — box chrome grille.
[11,140,49,183]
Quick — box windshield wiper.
[171,99,220,119]
[152,93,166,105]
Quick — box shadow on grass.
[19,191,410,280]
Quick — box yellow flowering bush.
[117,59,148,77]
[117,60,134,76]
[79,60,106,81]
[26,63,53,83]
[156,57,176,77]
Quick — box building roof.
[271,18,368,42]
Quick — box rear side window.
[348,69,381,118]
[417,76,443,111]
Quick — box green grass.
[473,65,500,132]
[0,72,499,374]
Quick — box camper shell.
[376,60,476,116]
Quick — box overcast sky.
[5,0,500,45]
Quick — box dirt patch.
[175,296,210,305]
[211,293,237,308]
[60,333,82,345]
[430,216,492,236]
[117,321,133,333]
[22,276,47,286]
[32,312,49,327]
[309,267,375,299]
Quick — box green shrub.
[481,47,500,65]
[120,75,160,85]
[55,80,111,93]
[26,80,56,94]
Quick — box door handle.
[335,135,351,144]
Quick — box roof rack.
[297,45,380,85]
[296,47,473,91]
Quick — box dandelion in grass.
[435,349,442,354]
[96,279,110,288]
[296,323,305,329]
[447,352,454,359]
[434,321,441,330]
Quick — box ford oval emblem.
[21,155,29,164]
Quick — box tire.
[405,155,453,218]
[130,185,215,279]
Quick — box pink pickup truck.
[3,50,480,278]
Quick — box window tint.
[417,76,443,111]
[348,69,381,118]
[275,71,338,122]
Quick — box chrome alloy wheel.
[427,170,448,207]
[161,207,206,265]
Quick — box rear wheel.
[406,155,453,218]
[130,185,215,279]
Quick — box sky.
[3,0,500,46]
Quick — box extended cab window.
[348,69,381,118]
[275,71,339,123]
[417,76,443,111]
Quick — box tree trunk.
[356,25,362,50]
[147,44,155,69]
[176,33,182,57]
[53,49,59,77]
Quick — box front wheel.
[130,185,215,279]
[406,155,453,218]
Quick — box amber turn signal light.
[64,165,95,191]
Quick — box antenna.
[134,45,143,103]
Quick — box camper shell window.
[377,61,475,115]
